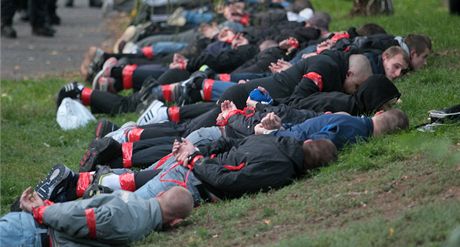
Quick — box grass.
[1,0,460,246]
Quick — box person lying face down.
[254,108,409,150]
[0,186,193,246]
[221,74,401,138]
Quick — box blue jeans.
[184,10,214,25]
[0,212,46,247]
[152,42,188,55]
[136,127,221,205]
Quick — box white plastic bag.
[56,98,96,130]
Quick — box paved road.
[1,0,114,80]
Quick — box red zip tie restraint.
[127,128,144,142]
[202,79,214,101]
[159,155,203,188]
[153,153,173,170]
[216,107,255,126]
[303,72,323,91]
[161,84,173,102]
[168,105,181,123]
[288,38,299,49]
[122,142,133,168]
[122,64,137,90]
[142,46,154,59]
[218,73,231,82]
[119,172,136,191]
[76,172,92,198]
[85,208,97,239]
[81,87,93,106]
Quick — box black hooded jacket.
[192,135,305,199]
[279,74,400,115]
[186,44,259,73]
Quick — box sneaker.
[56,81,83,108]
[104,121,137,143]
[167,7,186,27]
[35,164,75,201]
[113,25,137,53]
[429,104,460,123]
[1,25,17,38]
[136,100,166,126]
[32,25,55,37]
[102,57,118,77]
[95,119,119,139]
[79,137,122,172]
[81,47,105,83]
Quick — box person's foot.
[104,121,137,143]
[95,119,119,139]
[113,25,137,53]
[79,137,122,172]
[35,164,76,202]
[136,100,166,126]
[82,165,114,198]
[89,0,103,7]
[32,25,55,37]
[65,0,74,7]
[1,25,17,39]
[56,81,84,108]
[50,15,61,25]
[81,46,105,83]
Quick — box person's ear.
[169,218,184,227]
[346,70,353,78]
[410,49,417,59]
[304,139,313,144]
[374,110,384,116]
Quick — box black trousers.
[1,0,17,26]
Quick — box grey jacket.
[41,191,162,246]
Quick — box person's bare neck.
[372,117,382,136]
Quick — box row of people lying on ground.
[1,2,432,245]
[2,99,409,246]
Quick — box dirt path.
[1,0,118,80]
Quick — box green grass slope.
[1,0,459,246]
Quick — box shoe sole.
[35,164,70,200]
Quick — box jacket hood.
[354,74,401,114]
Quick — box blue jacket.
[273,114,373,150]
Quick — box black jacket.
[186,44,259,73]
[193,135,305,199]
[275,74,400,115]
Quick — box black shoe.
[89,0,103,7]
[50,15,61,25]
[32,26,55,37]
[65,0,74,7]
[95,119,119,139]
[56,81,84,108]
[1,25,17,39]
[79,137,122,172]
[82,183,113,199]
[35,164,76,202]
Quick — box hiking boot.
[82,183,113,199]
[35,164,75,202]
[79,137,122,172]
[95,119,119,139]
[32,25,55,37]
[1,25,17,39]
[136,100,166,126]
[104,121,137,143]
[82,165,114,198]
[56,81,84,108]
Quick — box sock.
[99,173,121,190]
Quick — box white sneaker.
[104,121,137,143]
[137,100,166,126]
